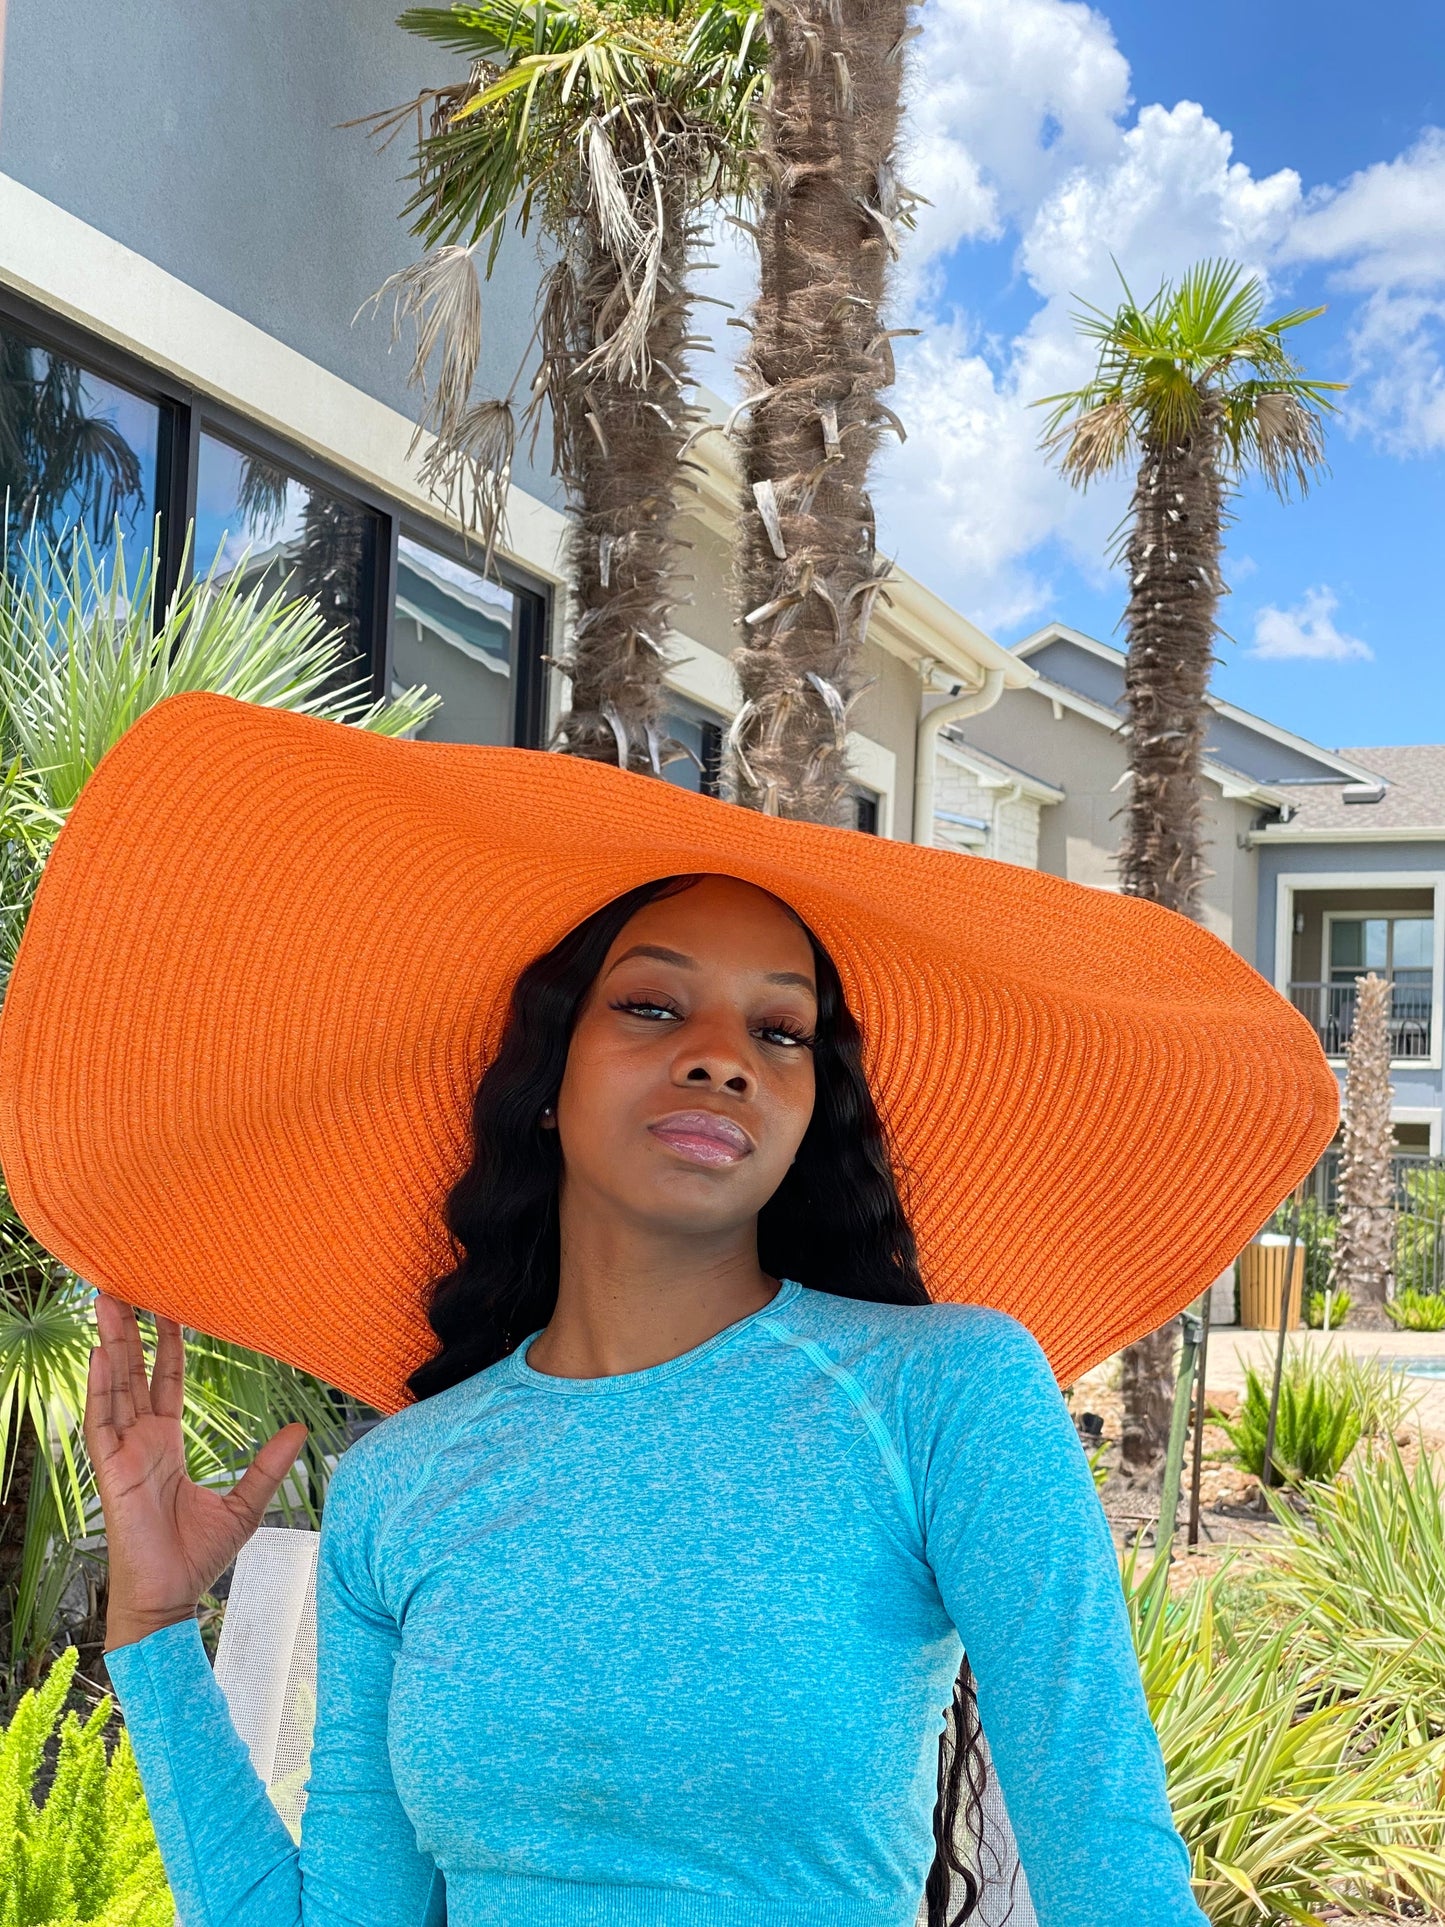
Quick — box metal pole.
[1187,1286,1213,1549]
[1157,1309,1201,1551]
[1259,1195,1302,1502]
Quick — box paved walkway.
[1202,1325,1445,1430]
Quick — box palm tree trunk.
[551,179,697,775]
[1117,404,1225,1467]
[1338,972,1396,1328]
[733,0,910,824]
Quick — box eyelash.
[609,997,816,1051]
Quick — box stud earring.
[540,1104,556,1127]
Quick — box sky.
[695,0,1445,755]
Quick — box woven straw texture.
[0,693,1338,1410]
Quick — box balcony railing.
[1288,979,1434,1059]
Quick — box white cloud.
[1286,129,1445,291]
[1249,587,1372,662]
[688,3,1445,629]
[877,13,1303,627]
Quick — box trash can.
[1239,1233,1304,1331]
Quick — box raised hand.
[85,1291,308,1653]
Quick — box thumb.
[225,1421,310,1534]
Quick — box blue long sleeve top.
[104,1284,1204,1927]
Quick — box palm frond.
[1039,256,1345,496]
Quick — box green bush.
[0,1646,171,1926]
[1387,1286,1445,1331]
[1129,1555,1445,1923]
[1396,1167,1445,1296]
[1303,1285,1351,1328]
[1223,1350,1363,1485]
[1258,1443,1445,1720]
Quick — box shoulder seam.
[756,1315,922,1540]
[367,1379,509,1585]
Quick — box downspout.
[913,667,1007,847]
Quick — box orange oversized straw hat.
[0,692,1337,1412]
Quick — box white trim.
[394,599,511,674]
[1250,823,1445,845]
[936,736,1063,806]
[848,734,897,839]
[1272,869,1445,1073]
[1393,1108,1443,1155]
[0,171,571,590]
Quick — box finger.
[116,1296,155,1420]
[95,1293,139,1433]
[149,1315,186,1422]
[224,1422,309,1535]
[82,1343,119,1466]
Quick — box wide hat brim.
[0,693,1337,1410]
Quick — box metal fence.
[1288,1151,1445,1296]
[1287,980,1434,1059]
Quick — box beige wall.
[960,686,1259,952]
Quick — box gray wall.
[961,685,1258,951]
[0,0,560,508]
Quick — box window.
[392,533,539,749]
[0,295,552,743]
[0,317,165,581]
[1328,914,1435,1059]
[196,430,381,692]
[661,695,726,798]
[1329,915,1433,990]
[852,788,880,835]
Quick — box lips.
[647,1110,754,1167]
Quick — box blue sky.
[845,0,1445,755]
[688,1,1445,754]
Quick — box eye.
[610,996,682,1023]
[754,1019,816,1051]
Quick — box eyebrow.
[606,944,817,997]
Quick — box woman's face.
[553,877,819,1240]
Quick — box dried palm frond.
[362,242,485,451]
[415,397,516,568]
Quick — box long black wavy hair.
[408,875,987,1924]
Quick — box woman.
[0,697,1335,1927]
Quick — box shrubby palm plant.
[1259,1444,1445,1726]
[1042,261,1341,1463]
[0,531,439,1702]
[1129,1553,1445,1923]
[1221,1351,1364,1488]
[367,0,763,773]
[1387,1287,1445,1330]
[0,1645,170,1925]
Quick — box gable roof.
[1015,623,1380,793]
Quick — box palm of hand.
[87,1292,308,1638]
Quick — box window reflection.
[0,321,159,575]
[195,432,376,686]
[391,534,518,746]
[661,695,725,797]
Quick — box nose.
[672,1012,755,1098]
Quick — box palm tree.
[363,0,763,775]
[1041,260,1341,1464]
[1335,973,1396,1329]
[0,334,144,553]
[728,0,919,823]
[0,530,438,1702]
